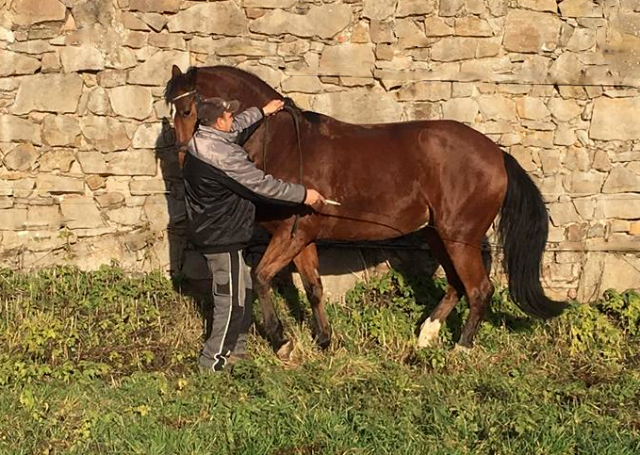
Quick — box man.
[182,96,325,372]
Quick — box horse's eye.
[182,109,191,117]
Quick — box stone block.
[549,201,581,226]
[80,116,131,152]
[590,98,640,140]
[439,0,464,16]
[36,175,84,194]
[396,82,451,101]
[128,0,180,13]
[312,88,403,124]
[431,37,478,61]
[213,38,277,57]
[559,0,603,17]
[455,17,493,37]
[95,192,125,209]
[148,33,185,50]
[243,0,297,7]
[128,50,190,87]
[478,95,517,121]
[567,171,605,195]
[168,1,248,35]
[26,205,62,229]
[396,18,433,48]
[39,150,76,172]
[85,175,105,191]
[107,150,157,176]
[397,0,435,16]
[60,196,103,229]
[0,50,40,76]
[442,98,479,124]
[319,44,375,77]
[518,0,558,13]
[0,115,41,144]
[423,17,453,37]
[3,143,38,171]
[109,86,153,120]
[602,166,640,193]
[12,0,66,26]
[281,76,324,94]
[0,208,27,230]
[132,123,169,149]
[12,74,83,115]
[516,98,550,120]
[503,10,561,53]
[362,0,396,21]
[106,47,137,71]
[548,98,583,121]
[595,195,640,219]
[43,115,81,147]
[60,46,105,72]
[249,4,351,39]
[130,179,167,195]
[106,207,144,226]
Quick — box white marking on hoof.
[452,344,472,354]
[276,340,294,361]
[417,318,441,347]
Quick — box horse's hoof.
[316,333,331,350]
[452,343,472,354]
[276,340,294,361]
[416,318,441,348]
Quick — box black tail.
[498,153,568,319]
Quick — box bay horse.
[165,65,566,355]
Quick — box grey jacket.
[182,107,306,253]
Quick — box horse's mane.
[164,65,281,103]
[164,65,327,124]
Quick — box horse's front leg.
[253,223,310,358]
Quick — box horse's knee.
[252,267,271,292]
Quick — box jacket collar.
[196,124,237,142]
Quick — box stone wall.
[1,0,639,302]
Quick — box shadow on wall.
[153,119,497,340]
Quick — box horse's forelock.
[164,67,198,104]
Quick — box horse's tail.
[498,153,568,319]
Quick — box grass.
[0,265,639,454]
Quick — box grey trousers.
[200,250,253,371]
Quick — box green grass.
[1,265,640,454]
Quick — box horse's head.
[165,65,198,161]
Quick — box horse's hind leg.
[417,230,464,347]
[292,243,331,349]
[445,242,494,348]
[253,225,310,357]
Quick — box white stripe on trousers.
[213,251,234,369]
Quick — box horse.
[165,64,567,356]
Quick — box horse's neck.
[204,68,274,106]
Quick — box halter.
[170,90,197,103]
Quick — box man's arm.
[220,145,306,205]
[232,100,285,134]
[231,106,264,133]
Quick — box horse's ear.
[171,65,182,78]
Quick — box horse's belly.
[317,199,429,241]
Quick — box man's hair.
[197,97,240,125]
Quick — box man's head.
[197,97,240,132]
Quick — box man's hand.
[263,99,284,116]
[304,189,326,208]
